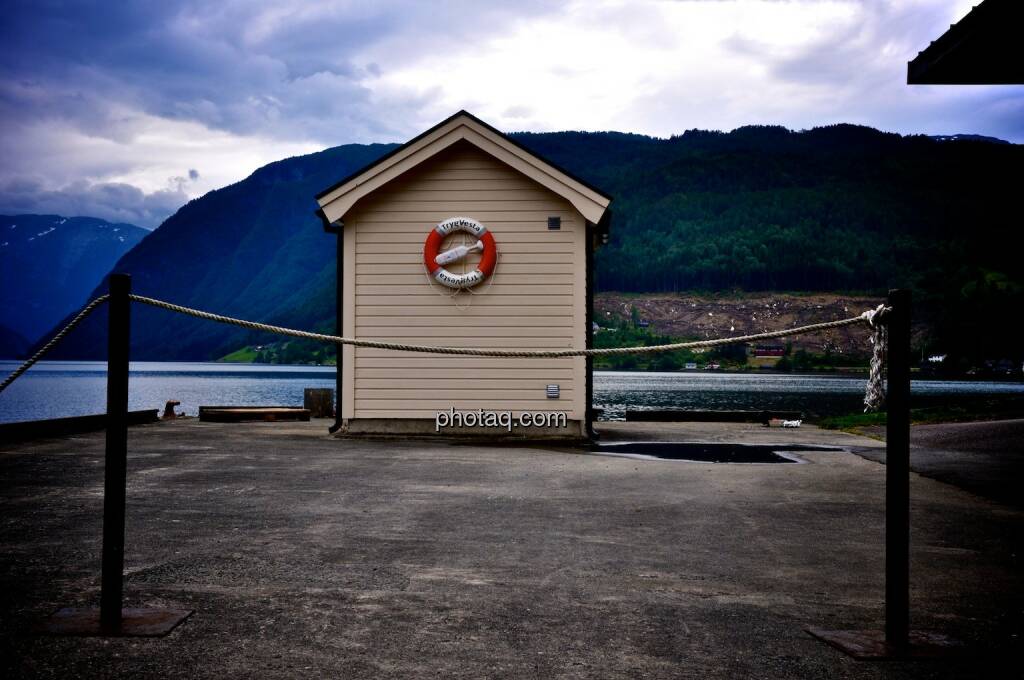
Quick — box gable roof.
[315,110,612,226]
[907,0,1023,84]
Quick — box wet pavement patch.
[589,442,843,463]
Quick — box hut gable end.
[316,111,611,226]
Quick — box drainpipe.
[586,209,611,440]
[585,222,595,440]
[318,210,344,434]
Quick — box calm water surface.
[595,372,1024,419]
[0,361,334,424]
[2,361,1023,424]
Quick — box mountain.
[43,126,1021,365]
[0,323,29,359]
[930,134,1010,144]
[45,145,396,361]
[0,215,147,352]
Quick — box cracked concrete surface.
[1,419,1021,678]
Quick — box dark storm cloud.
[0,1,556,143]
[0,176,191,228]
[0,0,558,224]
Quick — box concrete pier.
[1,419,1021,678]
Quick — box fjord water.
[0,361,334,424]
[2,361,1024,424]
[596,372,1024,419]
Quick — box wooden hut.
[315,111,612,438]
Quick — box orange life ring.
[423,217,497,289]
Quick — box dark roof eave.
[907,0,1023,85]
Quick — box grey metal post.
[885,288,911,648]
[100,273,131,628]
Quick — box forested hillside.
[44,125,1021,365]
[521,126,1022,364]
[519,125,1018,292]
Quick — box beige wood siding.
[342,141,586,422]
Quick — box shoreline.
[4,359,1022,384]
[3,362,1023,427]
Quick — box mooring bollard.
[304,388,335,418]
[100,273,131,629]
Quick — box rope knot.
[861,304,890,328]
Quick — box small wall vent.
[546,384,560,399]
[547,216,561,230]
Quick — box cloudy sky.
[1,0,1019,228]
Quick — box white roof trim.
[317,113,611,224]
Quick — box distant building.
[753,345,785,358]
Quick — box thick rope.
[129,294,887,358]
[0,295,110,394]
[0,293,892,409]
[863,304,889,412]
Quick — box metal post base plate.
[36,607,193,637]
[806,628,965,659]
